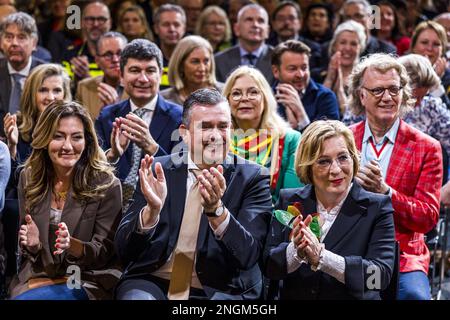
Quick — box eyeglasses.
[362,85,403,98]
[229,88,261,101]
[315,153,352,170]
[97,50,122,60]
[83,16,109,25]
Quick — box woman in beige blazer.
[9,101,122,300]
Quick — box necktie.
[167,170,203,300]
[9,73,24,114]
[122,108,150,210]
[244,53,257,66]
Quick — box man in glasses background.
[348,53,443,300]
[76,31,128,120]
[61,1,111,88]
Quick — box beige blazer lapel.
[60,189,86,237]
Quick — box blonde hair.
[117,5,154,42]
[294,120,360,184]
[195,5,231,44]
[168,35,217,91]
[411,20,447,59]
[222,65,290,137]
[18,64,71,143]
[347,53,415,117]
[23,101,115,211]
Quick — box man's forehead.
[126,58,158,68]
[191,103,231,119]
[362,67,400,82]
[84,3,109,17]
[5,24,27,34]
[240,8,268,21]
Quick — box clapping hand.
[54,222,70,255]
[139,155,167,227]
[197,165,226,213]
[108,117,130,162]
[120,113,158,156]
[19,214,40,254]
[355,160,390,194]
[291,215,323,267]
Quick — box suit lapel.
[149,96,170,143]
[60,188,86,236]
[167,158,188,249]
[0,60,11,111]
[323,183,368,250]
[386,120,414,188]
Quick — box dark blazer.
[263,182,396,300]
[115,153,273,300]
[214,44,275,84]
[275,78,340,126]
[10,170,123,299]
[95,95,183,181]
[0,57,46,138]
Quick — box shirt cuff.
[105,148,120,164]
[209,209,230,240]
[314,248,346,284]
[296,115,311,131]
[286,241,306,273]
[137,207,159,233]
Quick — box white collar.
[7,57,32,76]
[363,117,400,144]
[129,94,158,113]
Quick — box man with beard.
[0,12,45,138]
[76,32,128,120]
[267,1,321,69]
[61,1,111,84]
[95,39,182,210]
[115,88,272,300]
[271,40,339,132]
[215,4,274,84]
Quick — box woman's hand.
[19,214,41,254]
[323,51,341,89]
[433,56,446,78]
[3,113,18,158]
[54,222,70,255]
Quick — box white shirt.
[129,94,157,126]
[8,58,32,89]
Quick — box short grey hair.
[347,53,415,117]
[0,12,38,40]
[329,20,367,58]
[343,0,371,15]
[96,31,128,55]
[398,54,440,90]
[237,4,268,24]
[153,4,186,25]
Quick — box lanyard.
[368,136,389,160]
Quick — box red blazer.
[350,120,442,274]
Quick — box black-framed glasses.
[97,50,122,60]
[315,153,352,170]
[229,88,261,101]
[83,16,109,25]
[362,85,403,98]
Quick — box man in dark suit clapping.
[115,88,273,300]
